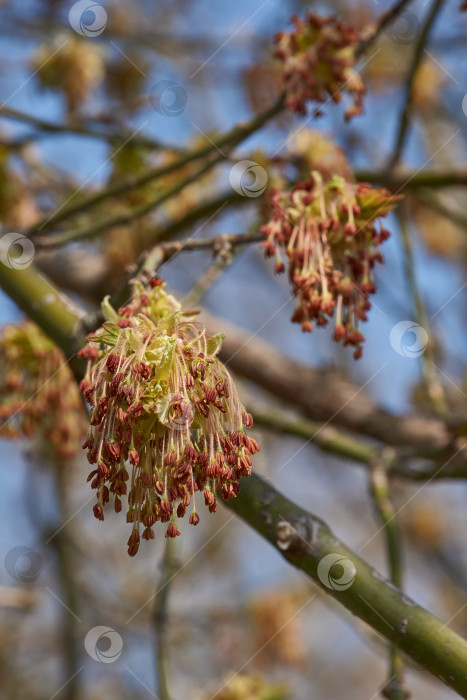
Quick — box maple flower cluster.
[261,173,401,359]
[0,320,86,458]
[79,280,258,556]
[275,12,365,120]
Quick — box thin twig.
[397,206,447,417]
[33,190,249,250]
[413,189,467,231]
[33,153,226,247]
[356,0,415,58]
[27,96,284,237]
[369,454,410,700]
[253,408,467,479]
[387,0,446,170]
[0,106,171,151]
[136,231,264,276]
[153,538,179,700]
[355,168,467,189]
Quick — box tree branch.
[397,206,447,417]
[356,0,415,58]
[32,153,227,246]
[224,473,467,698]
[199,310,454,453]
[369,456,410,700]
[134,231,264,272]
[355,169,467,190]
[153,538,178,700]
[0,105,171,151]
[254,409,467,480]
[34,190,250,249]
[26,96,284,237]
[386,0,446,170]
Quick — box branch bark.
[225,473,467,698]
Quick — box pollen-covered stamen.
[275,12,365,121]
[261,172,401,358]
[80,280,259,556]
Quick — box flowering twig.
[260,174,401,358]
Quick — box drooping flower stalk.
[0,320,86,458]
[79,279,259,556]
[275,12,365,120]
[261,172,402,359]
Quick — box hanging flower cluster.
[79,280,258,556]
[275,13,365,120]
[261,173,401,359]
[0,320,86,458]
